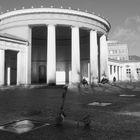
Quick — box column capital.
[90,29,97,32]
[71,26,80,29]
[46,24,56,27]
[90,30,98,36]
[101,34,108,39]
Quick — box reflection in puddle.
[0,119,50,134]
[119,94,136,97]
[88,102,112,106]
[119,111,140,117]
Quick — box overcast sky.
[0,0,140,56]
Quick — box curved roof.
[0,8,111,32]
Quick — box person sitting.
[101,77,109,84]
[81,78,88,87]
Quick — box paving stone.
[0,119,50,134]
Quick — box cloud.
[125,16,140,25]
[110,16,140,56]
[112,27,139,42]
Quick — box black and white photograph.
[0,0,140,139]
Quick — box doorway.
[39,65,46,83]
[5,50,17,85]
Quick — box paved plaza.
[0,82,140,140]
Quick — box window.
[136,68,140,76]
[117,57,120,60]
[109,51,113,54]
[110,65,112,75]
[120,57,125,60]
[126,68,131,77]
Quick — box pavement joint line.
[0,119,50,134]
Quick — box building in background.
[129,55,140,61]
[108,40,129,61]
[108,41,140,82]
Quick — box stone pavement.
[0,83,140,139]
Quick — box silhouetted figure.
[113,77,116,82]
[101,77,109,84]
[81,78,88,87]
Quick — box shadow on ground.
[0,82,140,140]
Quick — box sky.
[0,0,140,56]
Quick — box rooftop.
[0,33,27,44]
[0,7,111,31]
[109,58,140,63]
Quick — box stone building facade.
[108,59,140,82]
[0,8,111,86]
[108,40,129,61]
[108,41,140,82]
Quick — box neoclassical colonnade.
[0,26,108,86]
[108,63,123,82]
[0,8,110,86]
[29,24,109,85]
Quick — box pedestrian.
[113,76,116,82]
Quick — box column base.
[47,83,56,86]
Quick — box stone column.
[0,49,5,86]
[100,34,108,80]
[121,66,125,81]
[117,66,119,81]
[7,67,11,86]
[110,65,112,75]
[17,51,27,85]
[115,65,117,80]
[47,24,56,84]
[109,65,113,81]
[26,27,32,84]
[71,26,80,84]
[119,66,122,81]
[90,30,98,84]
[17,51,21,85]
[17,51,26,85]
[113,65,116,79]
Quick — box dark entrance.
[39,65,46,83]
[31,26,47,84]
[5,50,17,85]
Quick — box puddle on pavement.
[119,94,136,97]
[88,102,112,106]
[0,119,50,134]
[119,111,140,117]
